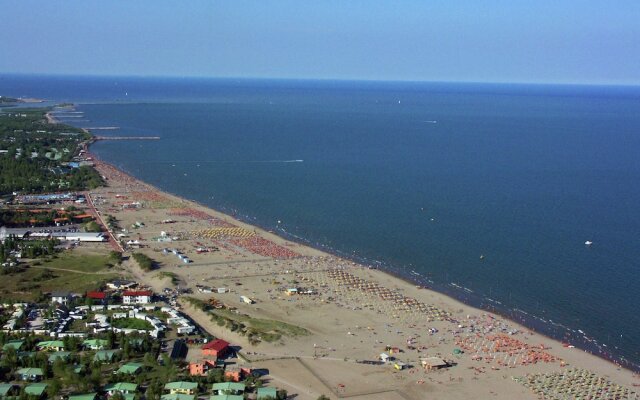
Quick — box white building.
[122,290,153,304]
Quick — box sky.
[1,1,639,85]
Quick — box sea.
[1,74,639,370]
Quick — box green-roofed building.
[68,393,97,400]
[104,382,137,396]
[2,340,24,351]
[73,365,85,374]
[161,394,195,400]
[257,387,278,400]
[93,349,120,362]
[37,340,65,352]
[83,339,109,350]
[211,382,245,396]
[16,367,44,381]
[48,351,71,363]
[0,384,17,397]
[24,383,48,398]
[209,396,243,400]
[164,382,198,395]
[116,362,144,375]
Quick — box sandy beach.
[84,153,639,399]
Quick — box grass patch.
[0,249,119,302]
[111,318,153,331]
[156,271,179,285]
[185,297,308,344]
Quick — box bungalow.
[123,290,153,304]
[94,349,120,362]
[2,340,24,351]
[211,382,245,397]
[104,382,137,400]
[16,367,44,381]
[116,362,144,375]
[210,395,242,400]
[0,384,17,398]
[37,340,65,352]
[24,383,48,398]
[188,359,221,376]
[83,339,109,350]
[161,394,195,400]
[164,382,198,395]
[68,393,98,400]
[51,291,71,305]
[202,339,229,358]
[256,387,278,400]
[48,351,71,363]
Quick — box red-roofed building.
[86,291,107,300]
[202,339,230,358]
[122,290,153,304]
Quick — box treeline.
[0,108,102,194]
[0,237,58,263]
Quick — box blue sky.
[1,1,639,84]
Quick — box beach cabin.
[202,339,230,358]
[164,382,198,396]
[285,288,298,296]
[240,295,254,304]
[379,353,390,363]
[421,357,449,371]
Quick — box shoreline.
[86,143,639,375]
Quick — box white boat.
[585,240,593,246]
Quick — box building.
[0,384,17,398]
[93,349,120,362]
[51,291,71,305]
[420,356,449,371]
[48,352,71,363]
[68,393,97,400]
[16,368,44,381]
[117,362,144,375]
[164,382,198,395]
[123,290,153,304]
[86,291,107,302]
[211,382,245,397]
[37,340,65,352]
[256,387,278,400]
[223,366,251,382]
[83,339,109,350]
[202,339,230,358]
[2,340,24,351]
[24,383,48,398]
[161,394,194,400]
[106,280,137,290]
[188,359,220,376]
[104,382,137,400]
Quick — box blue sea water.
[2,74,639,369]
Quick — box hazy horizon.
[1,1,639,86]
